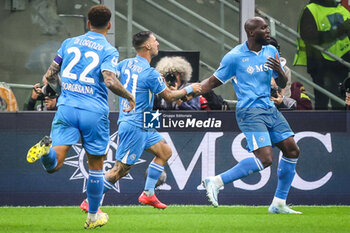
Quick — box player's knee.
[264,159,273,168]
[46,162,62,174]
[105,164,121,183]
[120,166,131,177]
[116,162,132,179]
[108,169,119,182]
[287,146,300,159]
[46,169,57,174]
[163,145,172,161]
[260,156,273,168]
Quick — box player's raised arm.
[43,60,62,95]
[266,54,288,88]
[159,82,201,102]
[102,70,135,112]
[200,75,223,94]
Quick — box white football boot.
[268,203,302,214]
[202,177,220,207]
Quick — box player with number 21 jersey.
[117,55,166,127]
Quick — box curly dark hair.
[88,5,111,29]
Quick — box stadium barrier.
[0,111,349,206]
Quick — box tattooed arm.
[43,61,61,95]
[102,70,135,112]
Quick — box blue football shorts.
[237,107,294,152]
[50,105,110,156]
[115,121,163,165]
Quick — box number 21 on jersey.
[123,68,138,97]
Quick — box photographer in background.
[269,37,292,98]
[153,56,200,110]
[270,84,297,110]
[24,81,58,111]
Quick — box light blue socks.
[87,170,104,214]
[144,162,164,196]
[274,156,298,200]
[40,147,57,171]
[220,157,264,184]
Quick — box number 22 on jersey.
[62,47,99,84]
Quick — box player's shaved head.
[244,17,266,37]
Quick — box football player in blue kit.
[201,17,302,214]
[26,5,135,229]
[79,31,202,211]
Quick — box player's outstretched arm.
[201,75,222,94]
[103,70,135,112]
[160,83,202,102]
[43,61,62,95]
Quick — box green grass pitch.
[0,205,349,233]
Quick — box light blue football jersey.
[214,42,283,109]
[117,55,166,128]
[56,31,119,115]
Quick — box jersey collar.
[135,55,150,67]
[242,41,250,52]
[242,41,266,55]
[86,31,106,39]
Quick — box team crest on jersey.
[246,65,255,75]
[258,136,265,143]
[143,110,162,129]
[111,56,118,66]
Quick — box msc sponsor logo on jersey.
[143,110,162,129]
[246,63,270,75]
[246,65,255,75]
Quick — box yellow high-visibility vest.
[293,3,350,66]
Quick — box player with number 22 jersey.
[57,31,119,116]
[26,5,135,229]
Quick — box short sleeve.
[101,49,120,74]
[213,52,236,83]
[116,60,123,74]
[148,70,166,94]
[56,38,70,59]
